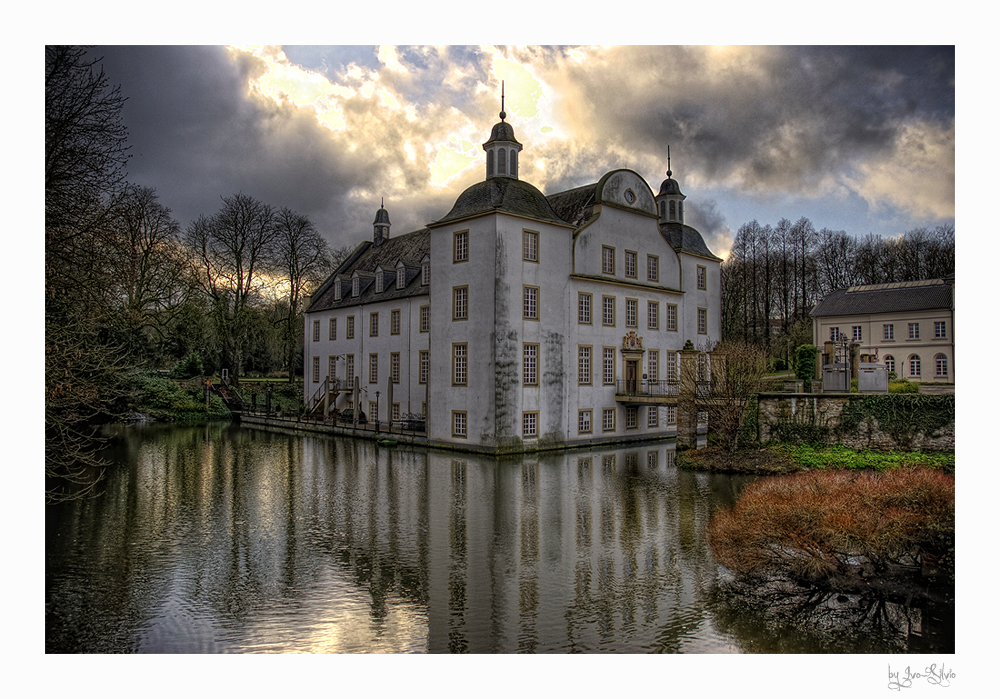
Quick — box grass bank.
[678,443,954,474]
[130,373,230,422]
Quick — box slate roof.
[659,221,721,260]
[432,177,568,227]
[546,183,598,228]
[811,278,954,318]
[306,228,430,313]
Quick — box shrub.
[794,344,817,391]
[708,468,954,585]
[889,379,919,394]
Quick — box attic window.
[396,266,405,290]
[352,277,360,297]
[334,279,342,301]
[375,272,384,293]
[421,262,430,286]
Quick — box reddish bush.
[708,468,954,584]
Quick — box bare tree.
[272,207,330,381]
[186,193,277,381]
[705,340,770,452]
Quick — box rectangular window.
[523,343,538,386]
[648,301,659,330]
[346,355,355,388]
[452,411,467,438]
[370,312,379,337]
[667,304,677,331]
[667,352,677,382]
[453,343,468,386]
[392,403,401,421]
[369,401,378,420]
[390,352,400,383]
[698,308,707,335]
[523,230,539,262]
[453,286,468,320]
[328,355,337,382]
[396,266,406,290]
[454,230,469,262]
[523,411,538,437]
[910,355,921,377]
[908,323,920,339]
[602,296,615,326]
[626,298,637,328]
[352,277,360,297]
[603,347,615,385]
[375,273,384,294]
[852,325,862,342]
[369,353,378,383]
[347,316,355,339]
[578,293,592,324]
[648,349,659,382]
[935,321,946,338]
[312,355,320,382]
[578,346,592,385]
[830,326,840,341]
[625,406,638,429]
[666,406,676,424]
[417,350,430,384]
[329,318,337,341]
[625,250,637,278]
[648,406,659,428]
[421,262,430,286]
[884,324,895,340]
[602,246,615,274]
[936,354,948,376]
[391,309,401,335]
[602,408,616,433]
[697,265,707,290]
[578,409,592,435]
[647,255,659,282]
[647,451,658,468]
[312,320,320,342]
[523,286,539,320]
[420,305,430,332]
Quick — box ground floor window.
[452,411,467,438]
[884,355,895,373]
[647,406,659,428]
[578,409,592,434]
[312,356,320,382]
[523,411,538,437]
[666,406,676,425]
[625,406,638,429]
[909,355,921,378]
[602,408,616,432]
[647,451,658,468]
[935,354,948,376]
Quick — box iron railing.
[615,379,680,397]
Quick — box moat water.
[45,422,953,654]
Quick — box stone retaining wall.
[757,393,955,452]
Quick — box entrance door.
[626,360,638,394]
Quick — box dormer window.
[352,277,360,297]
[421,260,430,286]
[334,277,342,301]
[396,264,406,290]
[375,268,384,293]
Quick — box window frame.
[578,345,592,385]
[390,352,400,383]
[666,304,677,332]
[312,355,320,382]
[648,349,659,382]
[523,285,539,320]
[578,292,592,325]
[647,255,659,283]
[346,355,355,388]
[602,245,615,275]
[852,325,862,342]
[697,308,708,335]
[369,353,378,384]
[625,298,638,328]
[648,300,659,330]
[312,320,320,342]
[453,230,469,263]
[935,353,948,376]
[523,343,539,386]
[624,250,637,279]
[452,343,468,387]
[625,406,638,430]
[697,265,707,290]
[419,350,430,384]
[419,305,430,333]
[523,229,539,263]
[648,405,659,428]
[884,355,896,373]
[935,321,947,338]
[391,309,401,335]
[602,407,616,433]
[603,347,616,386]
[329,317,337,341]
[453,285,469,321]
[452,411,468,438]
[522,411,539,438]
[370,311,379,337]
[578,409,592,435]
[908,323,920,340]
[883,324,894,341]
[909,354,921,377]
[602,295,615,327]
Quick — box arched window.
[510,149,517,177]
[678,202,684,222]
[498,148,507,175]
[909,354,921,378]
[659,201,665,218]
[669,201,676,220]
[487,150,494,177]
[884,355,895,373]
[935,354,948,376]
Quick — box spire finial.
[381,196,384,209]
[667,145,672,178]
[500,80,506,121]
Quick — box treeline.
[721,218,955,361]
[45,46,348,499]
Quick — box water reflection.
[45,423,947,653]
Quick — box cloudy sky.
[86,44,954,259]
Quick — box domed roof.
[658,175,684,197]
[373,206,390,225]
[432,177,565,227]
[484,119,522,147]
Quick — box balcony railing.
[615,379,680,397]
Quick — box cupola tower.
[655,146,686,224]
[483,82,523,180]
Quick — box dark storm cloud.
[544,45,953,194]
[91,46,392,243]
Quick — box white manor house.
[304,104,722,452]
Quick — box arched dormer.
[483,83,522,180]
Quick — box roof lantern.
[483,81,523,180]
